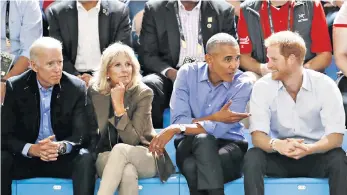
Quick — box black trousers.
[175,134,248,195]
[1,150,96,195]
[243,147,347,195]
[142,73,173,128]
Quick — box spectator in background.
[243,31,347,195]
[1,0,42,103]
[238,0,332,77]
[334,1,347,75]
[333,1,347,129]
[40,0,57,36]
[321,0,342,49]
[139,0,238,128]
[149,33,252,195]
[88,42,174,195]
[1,37,96,195]
[227,0,241,17]
[47,0,131,86]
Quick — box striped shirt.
[177,0,205,68]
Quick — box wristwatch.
[58,142,67,155]
[179,125,186,134]
[269,139,277,152]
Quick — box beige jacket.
[89,82,156,153]
[88,82,176,182]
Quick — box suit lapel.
[201,1,217,48]
[66,1,78,62]
[50,78,64,129]
[165,0,180,66]
[99,1,110,53]
[26,71,41,135]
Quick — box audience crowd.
[1,0,347,195]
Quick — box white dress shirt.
[75,0,102,72]
[162,0,205,76]
[249,69,346,144]
[177,0,205,67]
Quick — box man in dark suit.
[1,37,96,195]
[139,0,237,128]
[47,0,131,85]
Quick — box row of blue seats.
[11,123,347,195]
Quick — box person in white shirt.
[334,1,347,76]
[47,0,131,86]
[243,31,347,195]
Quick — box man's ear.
[30,61,39,73]
[205,53,213,65]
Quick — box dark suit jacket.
[139,0,237,75]
[46,0,132,75]
[1,70,93,155]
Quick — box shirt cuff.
[79,148,89,155]
[161,67,174,77]
[22,143,32,158]
[65,142,73,154]
[197,120,216,135]
[324,126,346,136]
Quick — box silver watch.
[179,125,186,134]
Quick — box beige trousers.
[96,143,157,195]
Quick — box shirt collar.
[278,69,312,91]
[198,63,231,89]
[178,0,202,11]
[76,0,101,12]
[37,79,53,92]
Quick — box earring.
[106,76,110,80]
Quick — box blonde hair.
[264,31,307,63]
[91,42,141,95]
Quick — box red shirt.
[43,0,55,11]
[238,1,332,55]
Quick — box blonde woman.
[88,42,173,195]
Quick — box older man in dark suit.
[1,37,96,195]
[46,0,131,86]
[139,0,238,128]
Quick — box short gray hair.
[206,33,238,54]
[29,37,62,62]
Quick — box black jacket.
[46,0,132,75]
[139,0,237,75]
[1,70,95,155]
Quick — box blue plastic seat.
[16,178,73,195]
[325,56,339,81]
[180,176,329,195]
[163,108,171,128]
[127,0,146,21]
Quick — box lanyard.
[267,0,292,34]
[5,0,10,39]
[174,2,203,53]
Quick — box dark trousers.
[243,147,347,195]
[1,150,96,195]
[175,134,248,195]
[142,73,173,128]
